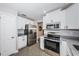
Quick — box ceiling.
[0,3,67,21]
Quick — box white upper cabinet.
[65,4,79,29]
[17,17,25,29]
[17,16,34,29]
[0,11,17,56]
[43,4,79,29]
[43,16,48,29]
[0,16,1,53]
[43,9,66,29]
[59,10,66,29]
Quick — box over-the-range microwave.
[46,22,60,29]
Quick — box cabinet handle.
[11,37,15,39]
[23,39,25,41]
[65,26,68,29]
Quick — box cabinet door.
[43,16,50,29]
[65,4,79,29]
[1,12,17,56]
[23,36,27,47]
[18,36,27,49]
[60,10,66,29]
[0,16,1,55]
[18,36,23,49]
[17,17,25,29]
[60,39,72,56]
[60,40,67,56]
[40,36,44,50]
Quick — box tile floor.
[11,44,59,56]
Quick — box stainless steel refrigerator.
[25,24,36,46]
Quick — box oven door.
[44,39,60,53]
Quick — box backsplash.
[60,30,79,37]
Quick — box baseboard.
[1,50,19,56]
[14,50,18,54]
[9,50,18,56]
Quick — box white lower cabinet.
[60,39,72,56]
[60,40,67,56]
[18,36,27,49]
[40,36,44,50]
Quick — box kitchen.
[42,3,79,56]
[0,3,79,56]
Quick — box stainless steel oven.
[44,39,60,53]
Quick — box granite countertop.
[44,29,79,31]
[18,34,27,36]
[67,39,79,56]
[60,36,79,40]
[61,38,79,56]
[60,29,79,31]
